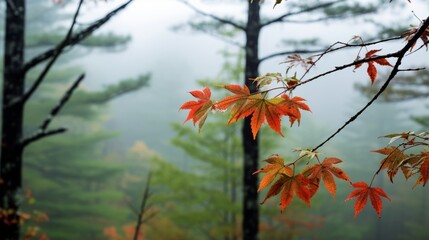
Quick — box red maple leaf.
[372,147,407,182]
[302,157,351,198]
[216,84,254,126]
[345,182,391,218]
[280,94,311,127]
[219,92,290,139]
[180,87,215,131]
[253,154,293,192]
[413,152,429,187]
[354,49,392,84]
[261,173,313,212]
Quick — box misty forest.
[0,0,428,239]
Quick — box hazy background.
[1,0,428,239]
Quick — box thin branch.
[313,36,403,58]
[24,0,135,72]
[397,67,426,72]
[20,0,84,106]
[295,51,398,89]
[178,0,245,31]
[311,15,429,152]
[40,74,85,131]
[261,0,345,27]
[259,48,326,63]
[279,11,371,24]
[133,172,153,240]
[21,128,67,148]
[6,0,19,16]
[20,74,85,148]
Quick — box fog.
[1,0,428,239]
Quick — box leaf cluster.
[180,83,310,139]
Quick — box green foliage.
[26,31,131,48]
[11,1,151,239]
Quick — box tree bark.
[0,0,26,239]
[242,2,260,240]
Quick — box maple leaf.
[354,49,392,84]
[221,93,287,139]
[250,73,283,88]
[345,182,390,218]
[279,94,311,126]
[261,173,313,212]
[402,24,429,51]
[216,84,251,124]
[373,147,407,182]
[253,154,293,192]
[180,87,215,131]
[413,152,429,188]
[302,158,351,198]
[217,85,310,138]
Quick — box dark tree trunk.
[242,2,260,240]
[0,0,26,239]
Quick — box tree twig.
[311,15,429,152]
[261,0,345,27]
[21,74,85,148]
[178,0,245,31]
[133,172,153,240]
[19,0,84,106]
[23,0,135,73]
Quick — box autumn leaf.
[220,92,288,139]
[216,85,310,138]
[261,173,313,212]
[250,73,283,88]
[180,87,215,131]
[413,152,429,188]
[354,49,392,84]
[302,157,351,198]
[345,182,390,218]
[373,147,407,182]
[216,84,251,124]
[280,94,311,126]
[253,154,293,192]
[402,24,429,51]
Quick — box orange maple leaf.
[215,85,310,139]
[354,49,392,84]
[302,158,351,199]
[180,87,215,131]
[373,147,407,182]
[220,92,289,139]
[261,173,313,212]
[216,84,251,124]
[280,94,311,127]
[402,24,429,51]
[345,182,390,218]
[413,152,429,187]
[253,155,293,192]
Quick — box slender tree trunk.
[0,0,26,239]
[242,2,260,240]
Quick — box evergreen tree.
[1,0,146,238]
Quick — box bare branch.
[21,74,85,148]
[311,15,429,152]
[178,0,245,31]
[24,0,135,72]
[133,172,153,240]
[259,48,326,63]
[20,0,84,106]
[21,128,67,148]
[261,0,345,27]
[40,74,85,131]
